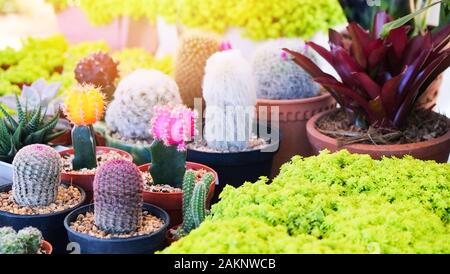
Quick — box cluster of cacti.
[149,105,197,188]
[177,170,214,236]
[203,49,257,151]
[64,84,105,170]
[74,52,119,102]
[252,41,320,100]
[105,69,182,140]
[0,226,43,254]
[94,159,143,233]
[12,144,61,206]
[0,93,65,163]
[174,30,221,109]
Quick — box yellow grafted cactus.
[64,84,105,126]
[174,30,221,109]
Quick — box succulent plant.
[20,78,62,116]
[177,170,214,236]
[63,84,105,170]
[74,52,119,102]
[174,30,221,108]
[0,94,65,163]
[12,144,61,206]
[94,159,144,233]
[149,105,197,188]
[105,69,182,140]
[252,41,320,100]
[203,49,257,151]
[0,226,43,254]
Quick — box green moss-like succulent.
[161,150,450,254]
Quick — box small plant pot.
[0,184,86,254]
[256,92,336,176]
[64,204,169,254]
[138,162,217,227]
[165,224,181,245]
[59,147,133,202]
[307,109,450,163]
[41,240,53,254]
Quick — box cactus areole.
[63,84,105,170]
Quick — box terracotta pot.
[307,109,450,163]
[41,240,53,254]
[59,147,133,203]
[138,162,217,227]
[416,74,443,110]
[257,93,336,176]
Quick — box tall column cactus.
[149,105,197,188]
[94,159,143,233]
[12,144,61,206]
[63,84,105,170]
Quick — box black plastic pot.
[64,203,169,254]
[0,183,86,254]
[187,124,279,203]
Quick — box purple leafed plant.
[284,12,450,129]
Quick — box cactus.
[74,52,119,102]
[12,144,61,206]
[94,159,143,233]
[64,84,105,170]
[203,49,257,151]
[105,69,182,140]
[149,105,197,188]
[174,30,221,108]
[252,41,320,100]
[0,226,43,254]
[179,171,214,236]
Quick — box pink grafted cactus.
[150,105,197,151]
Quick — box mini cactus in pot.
[252,41,336,176]
[74,52,119,102]
[0,226,50,254]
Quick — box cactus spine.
[12,144,61,206]
[0,227,43,254]
[64,84,105,170]
[180,171,214,235]
[203,49,257,151]
[105,69,182,140]
[252,41,320,99]
[94,159,143,233]
[174,30,221,108]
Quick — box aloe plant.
[284,12,450,129]
[0,95,65,163]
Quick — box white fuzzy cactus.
[203,50,257,151]
[105,69,182,140]
[252,41,320,100]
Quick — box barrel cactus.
[64,84,105,170]
[12,144,61,206]
[74,52,119,102]
[94,159,144,233]
[174,30,221,108]
[203,49,257,151]
[0,227,43,254]
[252,41,320,100]
[105,69,182,140]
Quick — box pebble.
[62,151,130,175]
[141,169,211,193]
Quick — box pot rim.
[256,92,332,105]
[64,203,169,243]
[138,161,218,196]
[59,146,133,176]
[307,108,450,151]
[0,183,86,218]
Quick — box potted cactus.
[138,105,218,227]
[96,69,182,165]
[186,49,279,201]
[59,84,132,201]
[64,159,169,254]
[0,226,53,254]
[284,12,450,162]
[0,144,86,253]
[166,170,214,243]
[253,41,336,176]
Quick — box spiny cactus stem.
[72,125,97,170]
[149,140,186,188]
